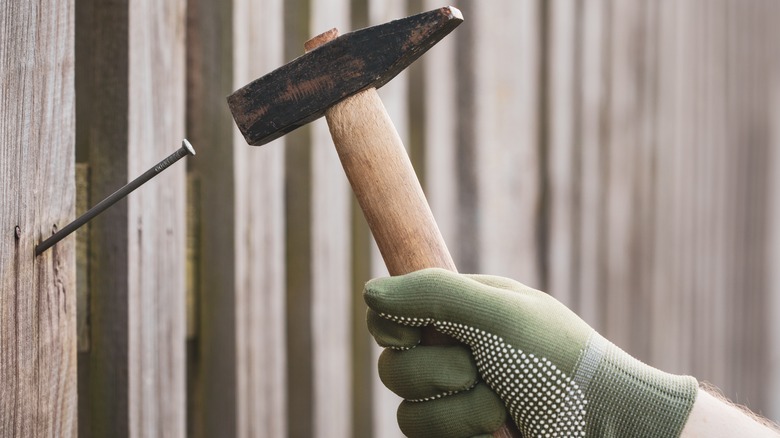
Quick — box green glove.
[364,268,698,438]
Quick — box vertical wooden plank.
[720,0,773,411]
[78,0,131,432]
[546,0,577,307]
[282,0,314,435]
[0,0,76,436]
[185,0,236,435]
[472,0,541,286]
[421,0,459,259]
[452,1,481,274]
[309,3,353,437]
[232,0,287,436]
[690,0,729,387]
[601,0,644,352]
[627,0,659,361]
[78,0,187,435]
[127,0,187,435]
[768,20,780,421]
[575,0,606,328]
[348,3,377,437]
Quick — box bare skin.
[681,389,780,437]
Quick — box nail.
[35,139,196,255]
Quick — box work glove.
[364,268,698,438]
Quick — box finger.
[378,346,478,400]
[396,383,507,438]
[364,268,526,329]
[366,308,422,349]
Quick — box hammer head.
[227,6,463,146]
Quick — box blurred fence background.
[2,0,779,436]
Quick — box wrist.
[577,334,698,437]
[681,387,780,437]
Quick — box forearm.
[680,388,780,437]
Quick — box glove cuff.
[574,334,698,438]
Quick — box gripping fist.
[364,268,697,438]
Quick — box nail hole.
[51,224,58,234]
[14,226,21,240]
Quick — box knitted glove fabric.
[364,268,698,438]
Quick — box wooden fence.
[2,0,779,436]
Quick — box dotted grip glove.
[364,268,698,438]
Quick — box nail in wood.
[35,139,196,255]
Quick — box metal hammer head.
[227,6,463,146]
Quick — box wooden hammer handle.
[326,89,455,277]
[325,89,522,438]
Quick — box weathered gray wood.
[472,1,541,286]
[185,0,237,434]
[545,0,779,421]
[422,0,460,261]
[77,0,187,435]
[310,4,353,438]
[282,0,315,436]
[601,0,643,353]
[768,18,780,420]
[0,0,76,436]
[348,4,377,437]
[129,0,188,435]
[546,0,577,308]
[232,0,287,436]
[574,0,607,330]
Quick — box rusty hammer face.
[227,7,520,437]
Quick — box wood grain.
[232,0,288,436]
[326,90,456,275]
[0,0,77,436]
[185,0,238,434]
[472,0,541,286]
[76,0,187,435]
[542,0,780,420]
[309,4,353,437]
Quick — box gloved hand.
[364,268,698,438]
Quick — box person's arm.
[681,389,779,437]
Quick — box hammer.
[228,7,521,437]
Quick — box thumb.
[364,268,524,330]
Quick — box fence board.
[568,0,603,327]
[472,0,541,286]
[547,0,577,308]
[769,29,780,422]
[0,0,76,436]
[230,1,288,437]
[128,2,187,437]
[310,3,353,437]
[422,0,459,261]
[185,0,237,435]
[282,0,315,435]
[77,0,187,435]
[186,0,288,435]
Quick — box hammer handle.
[325,89,522,438]
[326,89,455,277]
